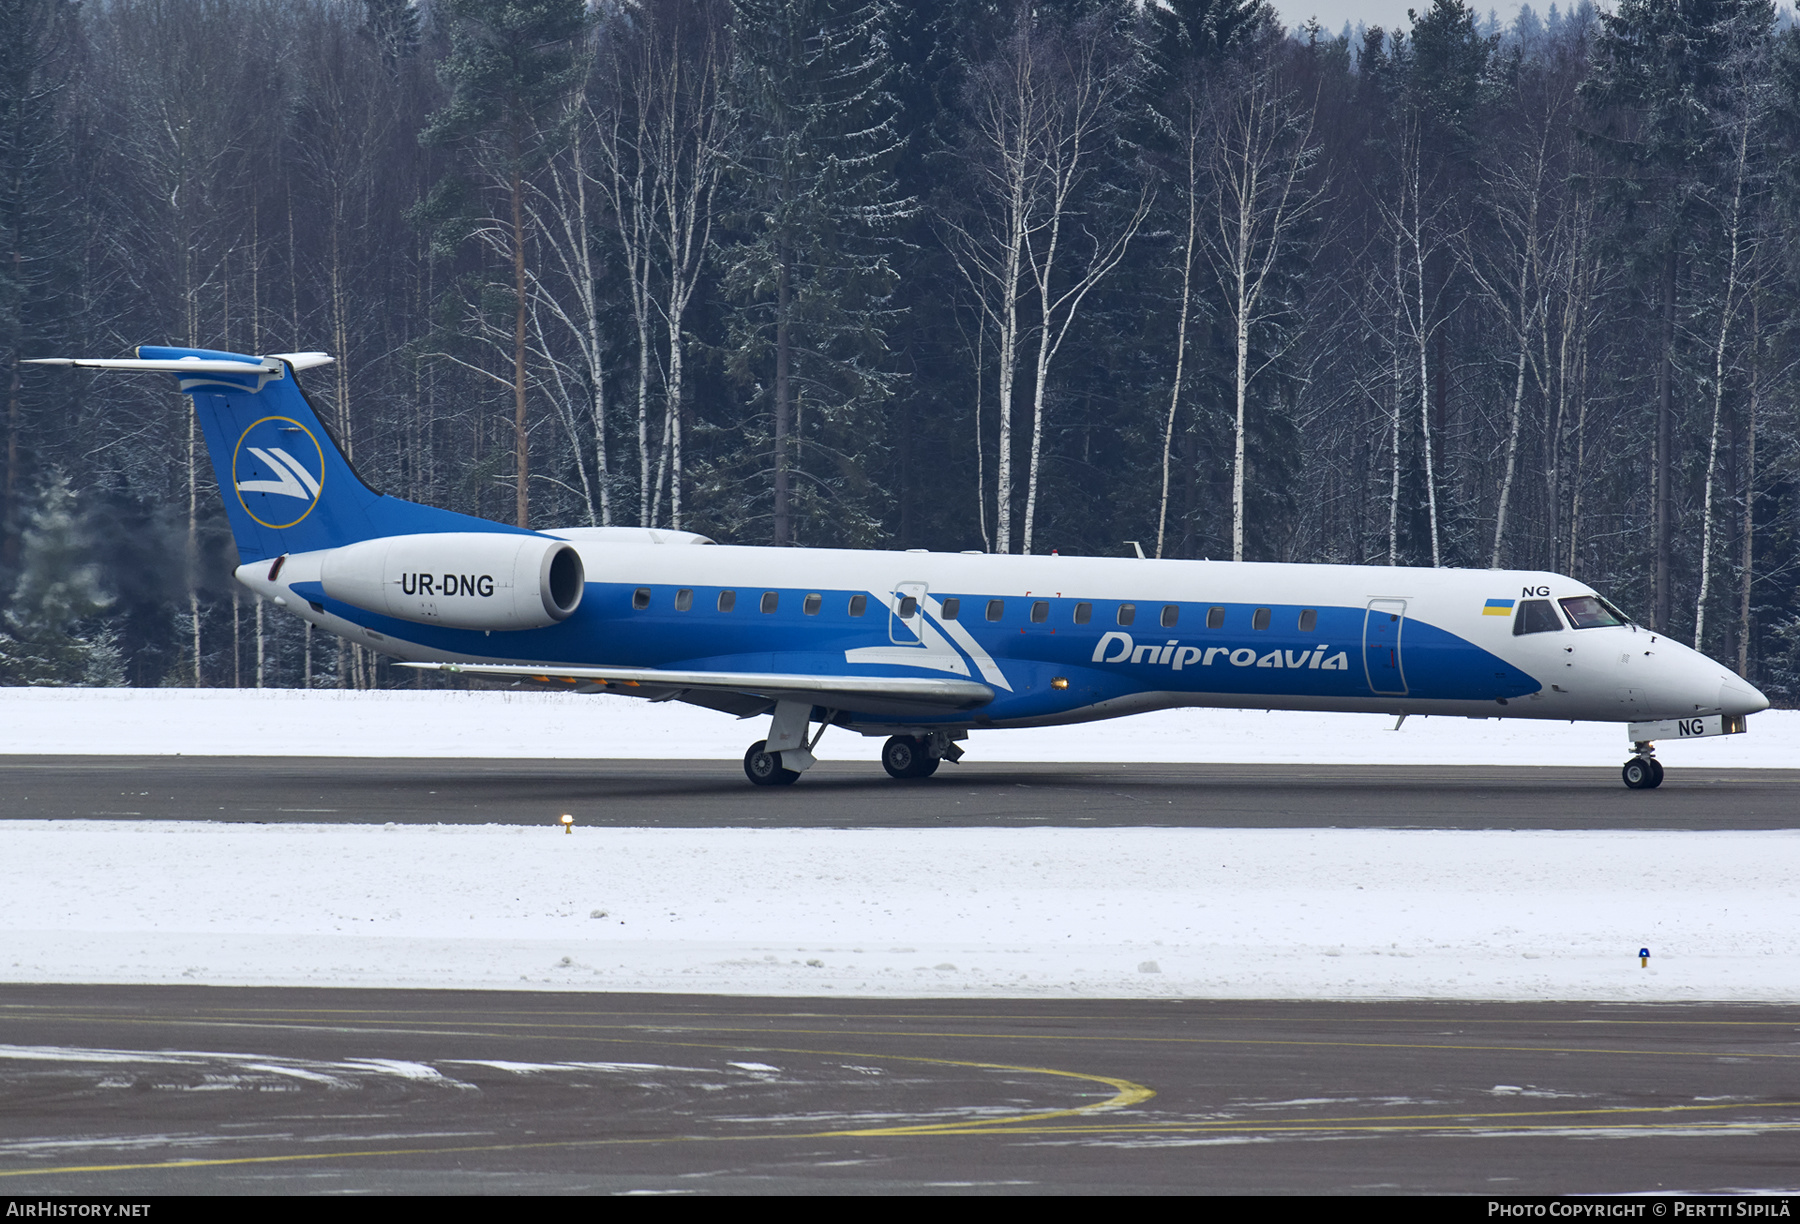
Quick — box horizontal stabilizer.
[401,662,995,716]
[25,352,333,374]
[31,344,514,564]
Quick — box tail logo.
[233,416,325,529]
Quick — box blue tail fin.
[142,346,526,563]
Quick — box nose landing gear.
[1622,742,1664,790]
[744,740,801,787]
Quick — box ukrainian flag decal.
[1483,598,1515,616]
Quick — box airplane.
[29,346,1770,790]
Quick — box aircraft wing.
[400,662,995,717]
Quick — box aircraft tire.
[881,735,937,780]
[744,740,800,787]
[1622,757,1655,790]
[1648,757,1665,788]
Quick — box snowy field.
[1,687,1795,1001]
[0,684,1794,766]
[3,821,1797,1001]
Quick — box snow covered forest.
[2,0,1799,700]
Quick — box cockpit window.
[1512,599,1563,635]
[1560,595,1628,629]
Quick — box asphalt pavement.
[3,986,1798,1195]
[6,757,1798,1195]
[3,756,1797,829]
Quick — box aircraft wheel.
[881,735,937,780]
[1648,757,1665,788]
[744,740,800,787]
[1621,757,1655,790]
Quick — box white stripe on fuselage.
[844,588,974,680]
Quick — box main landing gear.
[741,704,968,786]
[881,735,939,779]
[880,732,963,780]
[1622,742,1664,790]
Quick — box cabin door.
[1363,599,1408,696]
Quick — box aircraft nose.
[1720,676,1770,717]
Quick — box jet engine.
[319,532,585,631]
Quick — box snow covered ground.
[1,687,1794,1001]
[3,821,1796,1001]
[0,684,1793,766]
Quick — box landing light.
[1052,677,1068,690]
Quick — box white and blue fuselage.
[240,533,1765,731]
[30,345,1770,788]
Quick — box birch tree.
[1151,63,1203,561]
[590,0,729,529]
[1198,54,1323,562]
[1540,171,1609,578]
[1466,57,1572,568]
[1694,11,1772,653]
[947,1,1149,555]
[523,84,609,526]
[1142,0,1264,559]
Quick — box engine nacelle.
[319,532,584,631]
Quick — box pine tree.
[0,472,123,686]
[1582,0,1776,630]
[1146,0,1267,69]
[0,0,80,584]
[422,0,589,529]
[719,0,910,547]
[360,0,422,75]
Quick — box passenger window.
[942,598,960,620]
[718,590,736,612]
[986,599,1004,621]
[1161,605,1179,628]
[1514,599,1564,635]
[1073,602,1092,625]
[761,592,779,614]
[1207,606,1225,629]
[1559,595,1626,629]
[1117,603,1136,626]
[898,595,918,618]
[1298,608,1316,633]
[1031,601,1048,623]
[849,594,866,617]
[632,588,651,610]
[1252,608,1271,630]
[674,589,693,612]
[803,593,822,615]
